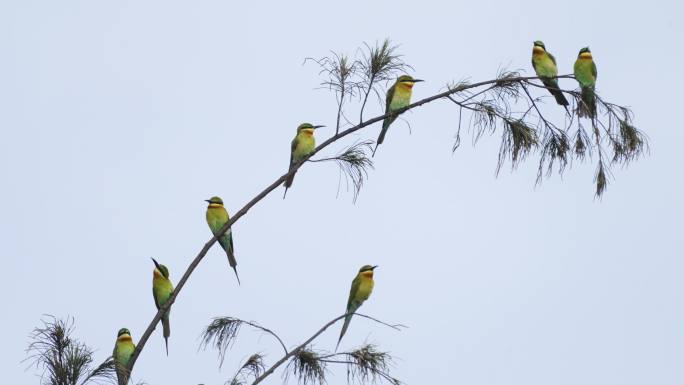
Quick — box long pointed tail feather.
[230,265,241,285]
[162,314,170,356]
[373,115,395,157]
[219,234,240,285]
[335,313,353,352]
[541,78,569,106]
[283,170,296,198]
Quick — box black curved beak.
[371,265,379,270]
[412,79,424,83]
[204,199,211,203]
[151,257,161,270]
[313,125,326,129]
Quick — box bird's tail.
[227,249,240,285]
[335,313,354,352]
[162,314,170,356]
[219,233,240,285]
[542,78,569,106]
[283,170,296,198]
[373,118,392,157]
[230,264,241,285]
[578,86,596,118]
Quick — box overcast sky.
[2,1,683,384]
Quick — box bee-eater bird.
[205,196,240,284]
[336,265,378,351]
[113,328,135,385]
[151,258,174,355]
[531,41,570,108]
[573,47,598,118]
[283,123,324,198]
[373,75,423,156]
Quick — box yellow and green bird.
[151,258,174,355]
[283,123,324,198]
[573,47,598,118]
[336,265,378,351]
[531,41,569,108]
[113,328,135,385]
[205,196,240,284]
[373,75,423,156]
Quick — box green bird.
[373,75,423,156]
[205,196,240,284]
[336,265,378,351]
[573,47,598,118]
[151,258,174,355]
[113,328,135,385]
[283,123,324,198]
[531,41,569,108]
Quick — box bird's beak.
[151,257,161,269]
[204,199,211,203]
[411,79,424,83]
[313,125,326,129]
[371,265,379,270]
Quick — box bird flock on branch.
[111,42,602,385]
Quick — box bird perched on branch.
[113,328,135,385]
[151,258,174,355]
[531,41,569,109]
[373,75,423,156]
[283,123,324,198]
[574,47,598,118]
[205,196,240,284]
[336,265,377,351]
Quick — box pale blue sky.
[2,1,683,384]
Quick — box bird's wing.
[153,283,173,310]
[289,136,297,166]
[346,275,361,312]
[591,61,597,80]
[385,83,395,113]
[548,51,557,66]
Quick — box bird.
[283,123,324,198]
[573,47,598,118]
[373,75,423,156]
[151,258,174,355]
[113,328,136,385]
[336,265,378,351]
[205,196,240,284]
[531,41,570,108]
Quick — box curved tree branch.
[124,72,639,377]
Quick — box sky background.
[2,1,683,384]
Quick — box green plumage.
[283,123,322,197]
[531,41,569,106]
[336,265,377,351]
[152,258,174,355]
[373,75,422,156]
[205,196,240,284]
[573,47,598,118]
[113,329,135,385]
